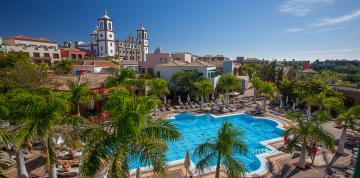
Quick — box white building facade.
[3,35,61,64]
[154,60,222,88]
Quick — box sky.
[1,0,360,61]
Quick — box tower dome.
[102,10,110,19]
[154,47,162,54]
[138,24,146,31]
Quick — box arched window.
[108,23,112,30]
[99,22,103,29]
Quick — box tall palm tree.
[284,111,335,169]
[260,82,277,110]
[80,87,181,177]
[15,90,81,178]
[104,68,135,88]
[2,90,33,178]
[336,105,360,155]
[148,78,170,115]
[250,77,264,101]
[194,122,248,178]
[193,80,213,111]
[216,74,241,106]
[68,81,99,116]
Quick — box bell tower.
[137,24,149,62]
[97,10,115,57]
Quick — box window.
[110,50,113,53]
[100,22,103,29]
[71,54,76,59]
[33,52,40,57]
[109,34,112,38]
[53,53,59,59]
[44,53,50,58]
[77,54,82,59]
[110,43,113,46]
[108,23,112,30]
[100,34,103,38]
[101,46,103,50]
[156,71,160,77]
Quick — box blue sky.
[1,0,360,61]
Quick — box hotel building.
[3,35,61,64]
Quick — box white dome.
[139,24,146,31]
[91,30,97,35]
[102,10,110,19]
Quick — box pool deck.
[135,111,356,178]
[3,108,356,178]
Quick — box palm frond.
[141,119,181,141]
[222,153,246,178]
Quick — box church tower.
[137,24,149,62]
[97,10,115,57]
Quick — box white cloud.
[286,28,304,33]
[312,9,360,26]
[280,0,337,17]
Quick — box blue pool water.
[130,113,283,172]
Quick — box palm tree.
[242,64,257,80]
[194,122,248,178]
[260,82,277,110]
[193,80,213,111]
[80,87,181,177]
[0,128,15,177]
[284,111,335,169]
[250,77,264,101]
[216,74,241,106]
[15,90,81,178]
[68,81,98,116]
[306,92,343,117]
[2,90,32,178]
[104,68,135,88]
[53,58,77,74]
[336,106,360,155]
[148,78,170,115]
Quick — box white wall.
[154,66,216,83]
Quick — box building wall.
[171,53,192,63]
[0,36,5,53]
[60,49,86,60]
[154,66,216,83]
[4,38,60,63]
[139,52,193,74]
[139,53,172,74]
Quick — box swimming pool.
[130,113,284,174]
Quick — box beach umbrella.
[163,96,167,105]
[136,167,141,178]
[187,94,191,103]
[306,105,311,118]
[292,102,296,110]
[184,150,191,177]
[195,95,199,102]
[211,93,215,101]
[178,95,182,105]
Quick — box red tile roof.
[10,35,56,43]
